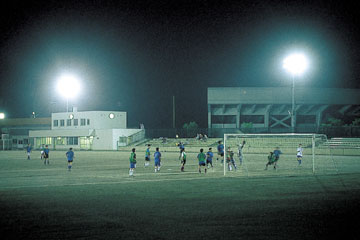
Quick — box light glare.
[56,74,81,99]
[0,113,5,119]
[283,53,308,75]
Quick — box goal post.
[223,133,335,177]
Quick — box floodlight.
[56,74,81,99]
[0,113,4,119]
[283,53,308,76]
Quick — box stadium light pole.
[56,74,81,112]
[283,53,308,132]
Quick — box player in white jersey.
[297,144,303,165]
[237,140,245,165]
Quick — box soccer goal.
[223,133,337,177]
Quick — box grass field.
[1,150,360,239]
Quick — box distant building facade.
[29,109,144,150]
[208,87,360,133]
[0,117,51,150]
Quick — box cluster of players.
[25,144,75,171]
[129,141,304,176]
[24,140,304,176]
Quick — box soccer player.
[297,144,303,165]
[180,148,187,172]
[265,152,277,170]
[178,142,184,160]
[154,147,161,172]
[129,148,136,176]
[226,147,237,171]
[26,144,32,160]
[237,140,246,165]
[43,145,50,165]
[217,140,224,164]
[40,144,45,159]
[66,148,74,171]
[206,148,214,169]
[273,147,282,163]
[144,144,151,167]
[197,148,207,173]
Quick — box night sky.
[0,0,359,128]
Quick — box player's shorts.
[44,153,49,159]
[199,161,206,166]
[145,157,150,161]
[155,159,161,166]
[219,152,224,157]
[68,159,73,163]
[27,152,31,156]
[206,159,212,164]
[297,155,302,159]
[181,159,186,165]
[275,156,280,161]
[130,162,136,168]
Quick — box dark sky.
[0,0,359,128]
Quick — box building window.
[81,119,86,126]
[240,115,265,124]
[87,119,90,125]
[67,137,78,145]
[60,120,65,126]
[211,115,236,124]
[12,139,17,144]
[56,137,66,145]
[74,119,78,126]
[24,139,29,144]
[54,120,58,127]
[67,119,72,126]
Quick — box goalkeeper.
[129,148,137,176]
[265,152,277,170]
[237,140,246,165]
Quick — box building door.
[80,136,93,150]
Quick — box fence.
[144,126,360,139]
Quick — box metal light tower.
[283,53,308,132]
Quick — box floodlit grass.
[1,150,360,239]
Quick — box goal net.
[223,133,337,177]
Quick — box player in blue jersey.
[273,147,282,163]
[206,148,214,169]
[144,144,151,167]
[217,140,224,164]
[26,144,32,160]
[66,148,75,171]
[154,147,161,172]
[43,145,50,165]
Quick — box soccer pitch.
[1,150,360,240]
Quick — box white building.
[29,109,144,150]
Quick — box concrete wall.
[51,111,126,130]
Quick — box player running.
[265,152,277,170]
[66,148,75,171]
[273,147,282,163]
[180,148,187,172]
[129,148,136,176]
[197,148,207,174]
[237,140,245,165]
[154,147,161,172]
[206,148,214,169]
[26,144,32,160]
[144,144,151,167]
[297,144,303,165]
[226,147,237,171]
